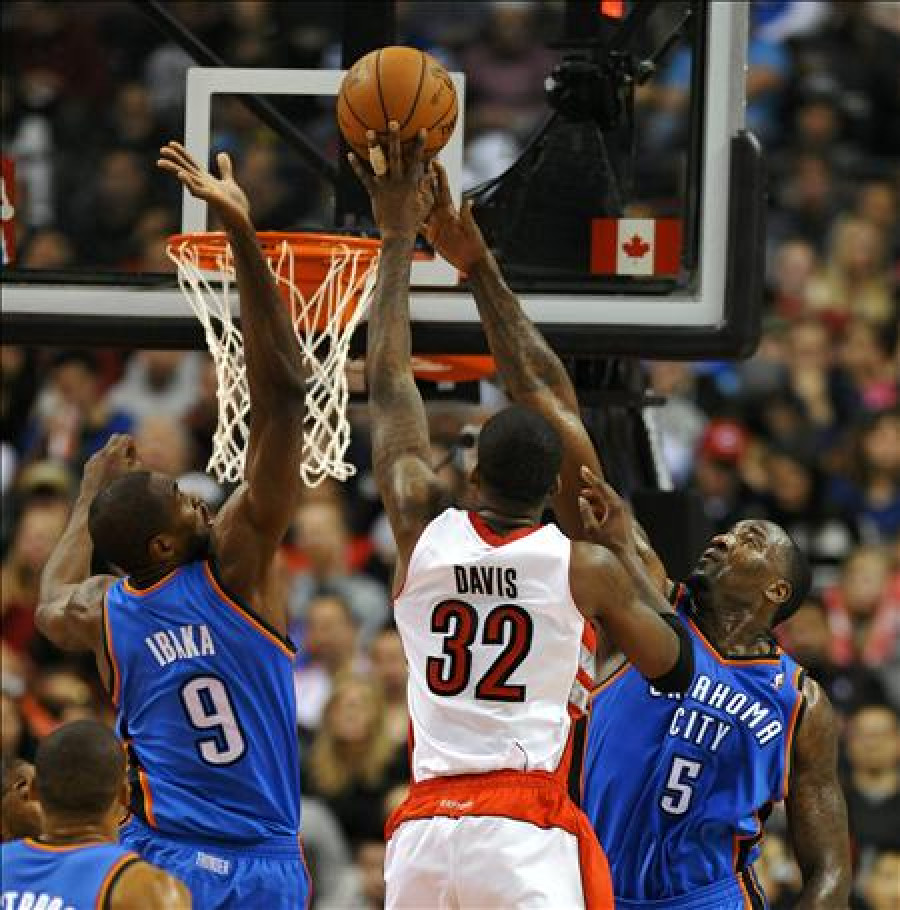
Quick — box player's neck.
[39,814,116,846]
[474,495,543,532]
[128,560,180,589]
[695,600,774,658]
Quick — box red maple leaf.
[623,234,650,258]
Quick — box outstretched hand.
[424,161,488,273]
[157,141,250,230]
[347,122,435,240]
[82,434,143,494]
[578,466,636,557]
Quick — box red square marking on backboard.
[600,1,625,18]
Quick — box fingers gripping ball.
[337,46,458,160]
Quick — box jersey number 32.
[426,599,534,702]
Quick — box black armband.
[648,613,695,694]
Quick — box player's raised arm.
[36,435,139,654]
[348,124,447,591]
[785,680,852,910]
[426,166,668,590]
[578,465,670,600]
[158,142,308,631]
[425,164,594,531]
[570,468,693,691]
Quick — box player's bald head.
[88,470,173,572]
[688,519,810,627]
[34,720,125,817]
[769,525,811,627]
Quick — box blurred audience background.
[2,2,897,908]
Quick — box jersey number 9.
[180,675,247,766]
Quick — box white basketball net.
[168,238,378,487]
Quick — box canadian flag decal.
[590,218,681,276]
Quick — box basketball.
[337,46,458,161]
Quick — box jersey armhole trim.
[101,590,121,707]
[589,660,631,701]
[391,526,426,604]
[737,866,766,910]
[98,853,142,910]
[204,559,297,658]
[123,738,157,829]
[392,509,448,606]
[781,666,807,801]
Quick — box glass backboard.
[1,0,764,358]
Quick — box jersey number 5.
[426,600,533,702]
[180,675,246,766]
[660,756,702,815]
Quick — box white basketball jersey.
[394,508,596,783]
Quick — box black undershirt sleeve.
[647,613,695,694]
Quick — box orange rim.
[167,231,382,270]
[167,231,382,331]
[412,355,496,383]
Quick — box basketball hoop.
[167,231,380,487]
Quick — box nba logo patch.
[771,672,785,690]
[197,851,231,875]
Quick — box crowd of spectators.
[1,2,898,908]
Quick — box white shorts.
[385,815,586,910]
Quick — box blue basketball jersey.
[103,559,301,844]
[1,839,139,910]
[583,586,806,905]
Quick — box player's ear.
[118,777,130,812]
[147,532,175,562]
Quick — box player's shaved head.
[770,529,812,627]
[476,405,563,507]
[688,519,811,630]
[35,720,125,816]
[88,470,172,573]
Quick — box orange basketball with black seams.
[337,46,458,160]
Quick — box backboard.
[1,0,764,358]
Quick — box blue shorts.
[121,817,310,910]
[614,874,764,910]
